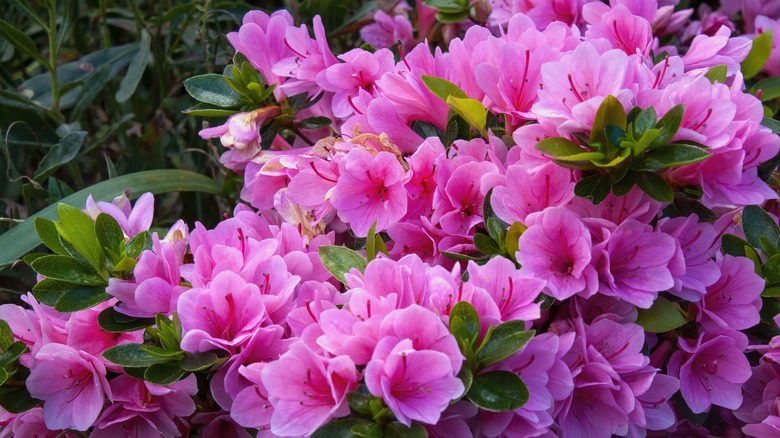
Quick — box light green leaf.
[318,246,368,284]
[55,204,104,273]
[635,296,687,332]
[184,74,244,108]
[705,64,727,84]
[34,218,68,255]
[535,137,587,158]
[421,75,468,102]
[446,95,488,135]
[742,29,774,79]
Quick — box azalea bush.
[3,0,780,436]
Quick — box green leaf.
[604,124,625,147]
[144,362,187,385]
[411,120,445,142]
[650,104,685,149]
[115,29,151,103]
[450,301,481,345]
[742,29,774,79]
[635,171,673,203]
[467,370,529,411]
[420,75,468,102]
[0,368,7,386]
[126,231,153,259]
[183,74,244,108]
[318,246,368,284]
[591,96,626,146]
[29,256,105,286]
[441,250,485,262]
[446,96,488,136]
[611,169,637,197]
[182,103,240,117]
[705,64,728,84]
[70,64,112,120]
[0,341,27,367]
[54,286,112,312]
[346,392,373,415]
[721,234,751,257]
[95,213,125,263]
[642,144,711,169]
[140,345,185,359]
[0,386,41,414]
[635,296,687,332]
[0,19,52,70]
[743,205,780,250]
[351,422,383,438]
[31,278,76,306]
[55,203,104,273]
[34,218,68,255]
[672,196,718,223]
[762,236,778,257]
[633,107,657,137]
[384,421,428,438]
[751,76,780,102]
[457,366,474,398]
[762,116,780,134]
[762,287,780,297]
[366,221,379,262]
[34,131,87,180]
[504,221,525,262]
[477,321,534,368]
[474,233,500,255]
[298,116,333,130]
[486,218,506,251]
[6,0,49,30]
[97,307,155,333]
[311,419,361,438]
[0,321,13,350]
[103,343,170,367]
[435,10,470,22]
[179,351,219,372]
[574,173,611,204]
[764,254,780,285]
[535,137,586,158]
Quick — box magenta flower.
[668,329,751,413]
[85,192,154,238]
[583,2,653,55]
[365,337,464,426]
[517,207,598,300]
[318,48,395,118]
[467,257,545,322]
[261,342,358,436]
[360,10,415,50]
[491,161,575,224]
[595,220,676,309]
[658,214,720,301]
[330,148,407,237]
[690,254,764,331]
[230,363,274,430]
[431,161,489,235]
[27,343,112,431]
[178,270,267,353]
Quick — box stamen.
[284,37,308,58]
[347,95,363,115]
[398,44,411,71]
[691,108,713,131]
[305,299,318,322]
[309,162,338,183]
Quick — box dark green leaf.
[467,370,529,411]
[103,343,170,367]
[351,422,383,438]
[642,143,711,169]
[742,29,774,79]
[6,0,49,30]
[95,213,125,262]
[0,321,14,350]
[477,321,533,367]
[486,218,505,250]
[31,278,77,306]
[574,173,611,204]
[34,132,87,179]
[182,103,240,117]
[126,231,153,259]
[298,117,332,130]
[764,254,780,285]
[751,76,780,102]
[115,29,151,102]
[457,366,474,398]
[34,218,68,256]
[604,124,625,147]
[0,368,7,385]
[54,286,112,312]
[635,296,687,332]
[384,421,428,438]
[633,107,657,137]
[673,391,708,426]
[705,64,727,84]
[0,386,41,414]
[141,346,185,359]
[535,137,586,158]
[743,205,780,250]
[56,203,104,272]
[650,104,685,149]
[179,351,218,371]
[144,362,187,385]
[441,251,485,262]
[762,287,780,297]
[0,341,27,367]
[97,307,154,333]
[318,246,368,284]
[450,301,481,345]
[22,253,47,266]
[346,392,373,415]
[672,196,718,223]
[611,169,637,197]
[159,3,195,24]
[635,171,673,203]
[411,120,445,142]
[420,75,468,102]
[474,233,500,255]
[70,64,112,120]
[184,74,244,108]
[311,419,361,438]
[0,19,52,69]
[29,256,105,286]
[762,116,780,134]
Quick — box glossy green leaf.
[642,144,711,169]
[126,231,153,259]
[705,64,727,84]
[467,371,529,412]
[764,254,780,285]
[384,421,428,438]
[34,131,87,179]
[633,107,657,137]
[591,96,626,146]
[182,103,240,117]
[742,29,774,79]
[535,137,586,158]
[762,116,780,134]
[505,221,525,262]
[346,392,373,415]
[450,300,481,345]
[54,286,112,312]
[635,296,687,332]
[34,218,68,256]
[0,386,41,414]
[457,367,474,398]
[351,422,383,438]
[611,169,637,197]
[184,74,244,108]
[0,19,52,70]
[97,307,155,333]
[29,256,104,285]
[604,124,625,147]
[179,351,219,372]
[649,104,685,149]
[298,116,333,130]
[95,213,125,262]
[743,205,780,250]
[721,234,751,257]
[574,173,611,204]
[115,29,151,102]
[477,322,533,367]
[311,419,361,438]
[751,76,780,102]
[318,246,368,284]
[474,233,500,255]
[103,343,170,367]
[421,75,468,102]
[0,341,27,367]
[447,96,488,135]
[140,346,185,359]
[635,171,673,203]
[144,362,187,386]
[55,203,104,273]
[31,278,78,306]
[411,120,446,142]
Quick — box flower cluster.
[3,0,780,437]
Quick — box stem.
[48,5,60,119]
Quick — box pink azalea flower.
[317,48,395,118]
[85,192,154,238]
[431,161,489,235]
[230,363,274,430]
[516,207,598,300]
[0,407,77,438]
[756,15,780,76]
[360,10,415,50]
[27,343,112,431]
[198,107,283,170]
[690,254,764,332]
[261,342,359,436]
[330,148,407,237]
[272,16,339,97]
[668,329,751,414]
[491,161,575,224]
[178,270,268,353]
[658,214,720,301]
[466,257,545,322]
[583,2,654,55]
[365,337,464,426]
